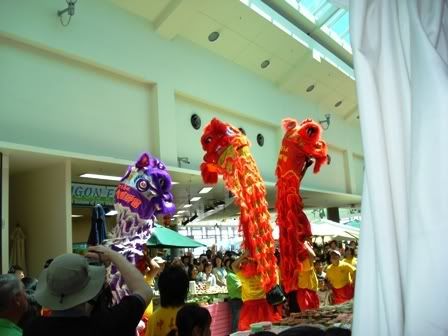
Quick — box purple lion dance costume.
[106,152,176,303]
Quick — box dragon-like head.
[115,153,176,219]
[281,118,328,173]
[200,118,247,184]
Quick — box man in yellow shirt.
[146,266,189,336]
[233,251,278,331]
[296,240,319,311]
[326,250,356,304]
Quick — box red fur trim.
[200,118,277,293]
[276,118,328,293]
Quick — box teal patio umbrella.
[147,225,206,248]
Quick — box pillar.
[150,82,178,167]
[1,153,9,273]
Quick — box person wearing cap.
[0,274,29,336]
[23,245,153,336]
[325,250,356,304]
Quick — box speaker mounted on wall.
[190,114,201,130]
[257,133,264,147]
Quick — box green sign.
[71,183,115,206]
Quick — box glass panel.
[300,0,327,13]
[282,0,352,52]
[329,11,349,36]
[314,2,336,20]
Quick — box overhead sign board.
[72,183,116,206]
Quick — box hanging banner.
[72,183,115,206]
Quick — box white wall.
[10,161,71,277]
[0,39,153,161]
[0,0,363,193]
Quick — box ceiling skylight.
[289,0,351,52]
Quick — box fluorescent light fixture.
[199,187,213,194]
[171,181,179,185]
[71,215,83,218]
[106,210,118,216]
[183,204,192,208]
[173,214,181,218]
[177,210,186,214]
[190,197,201,202]
[80,173,122,181]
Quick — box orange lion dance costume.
[276,118,328,295]
[200,118,277,293]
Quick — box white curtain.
[349,1,448,335]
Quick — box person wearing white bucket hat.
[23,245,153,336]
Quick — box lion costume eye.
[205,136,212,144]
[136,178,149,192]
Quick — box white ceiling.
[5,149,360,222]
[108,0,359,122]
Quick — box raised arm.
[87,245,153,305]
[232,251,249,274]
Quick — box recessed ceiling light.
[71,215,83,218]
[208,31,220,42]
[106,210,118,216]
[183,204,192,208]
[334,100,343,107]
[177,210,186,214]
[199,187,213,194]
[306,84,315,92]
[80,173,122,181]
[190,197,201,202]
[260,59,270,69]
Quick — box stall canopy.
[147,225,206,248]
[311,219,360,240]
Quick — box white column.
[151,82,178,167]
[1,153,9,273]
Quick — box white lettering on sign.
[71,183,116,206]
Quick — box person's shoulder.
[24,316,91,335]
[340,261,355,270]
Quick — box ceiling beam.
[154,0,200,40]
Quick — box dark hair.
[253,332,277,336]
[188,265,199,281]
[176,303,211,336]
[158,266,189,307]
[345,247,355,257]
[278,326,324,336]
[204,261,213,270]
[213,255,223,268]
[324,327,351,336]
[22,277,38,294]
[8,265,24,273]
[225,255,238,269]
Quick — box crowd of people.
[0,240,357,336]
